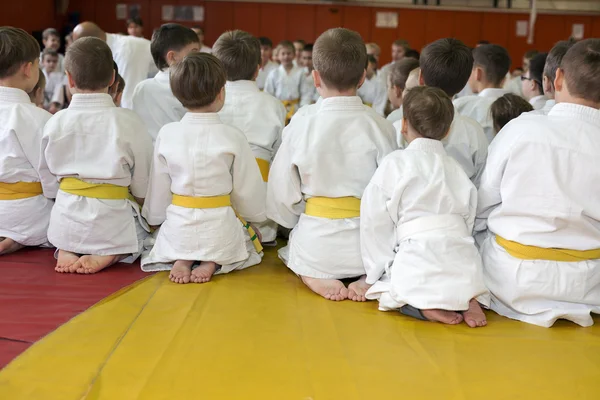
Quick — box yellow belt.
[0,181,43,200]
[282,99,300,123]
[305,197,361,219]
[60,177,132,200]
[496,235,600,262]
[172,194,263,253]
[255,158,269,182]
[364,102,373,107]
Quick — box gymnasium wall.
[3,0,600,68]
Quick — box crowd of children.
[0,21,599,330]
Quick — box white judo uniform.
[528,99,556,116]
[393,110,488,187]
[0,87,56,246]
[267,96,397,279]
[42,93,153,261]
[42,70,65,109]
[264,65,311,107]
[106,33,155,109]
[362,138,489,311]
[218,80,286,243]
[503,75,523,97]
[131,69,186,143]
[476,103,600,327]
[40,52,64,74]
[529,94,549,110]
[387,106,403,124]
[301,69,320,105]
[256,61,278,91]
[142,113,266,273]
[453,88,510,144]
[357,75,387,116]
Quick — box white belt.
[396,214,468,242]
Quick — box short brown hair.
[543,40,574,92]
[390,58,420,89]
[403,86,454,141]
[278,40,295,53]
[473,44,511,86]
[0,27,40,79]
[213,30,260,81]
[42,28,60,41]
[42,48,59,62]
[490,93,533,133]
[313,28,366,91]
[171,52,226,109]
[560,39,600,103]
[65,37,114,90]
[393,39,410,50]
[420,38,473,97]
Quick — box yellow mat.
[1,247,600,399]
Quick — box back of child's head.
[528,52,547,93]
[259,37,273,48]
[390,58,420,89]
[151,24,199,71]
[490,93,533,133]
[29,68,46,106]
[560,38,600,104]
[213,30,260,81]
[313,28,366,91]
[403,86,454,141]
[544,40,574,92]
[0,27,40,80]
[472,44,511,86]
[405,68,420,91]
[420,38,473,97]
[170,52,226,109]
[65,37,114,91]
[404,49,420,60]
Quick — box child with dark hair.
[490,93,533,134]
[522,52,548,110]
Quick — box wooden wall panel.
[259,4,287,45]
[398,9,427,52]
[481,12,510,48]
[425,10,454,44]
[453,12,483,48]
[592,17,600,38]
[233,2,261,37]
[204,1,234,45]
[507,13,535,69]
[342,6,371,42]
[286,5,316,43]
[370,8,402,65]
[315,6,343,39]
[533,15,567,53]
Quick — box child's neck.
[320,86,357,99]
[70,87,109,95]
[0,77,29,92]
[477,81,501,92]
[188,104,221,113]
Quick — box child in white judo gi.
[142,53,267,284]
[489,93,532,134]
[256,37,278,91]
[213,30,285,245]
[29,69,46,108]
[386,58,420,124]
[264,40,310,123]
[40,28,64,74]
[42,37,153,274]
[476,39,600,328]
[521,53,548,110]
[267,28,397,301]
[357,55,387,115]
[40,49,65,112]
[0,27,56,256]
[359,86,489,327]
[132,23,200,142]
[394,38,488,187]
[453,44,512,143]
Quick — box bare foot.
[462,299,487,328]
[0,237,25,255]
[75,254,123,274]
[170,260,193,284]
[347,275,372,302]
[421,309,464,325]
[55,250,80,273]
[191,261,217,283]
[301,276,348,301]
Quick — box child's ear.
[22,61,33,79]
[357,69,366,89]
[475,67,483,82]
[554,68,564,93]
[66,71,76,89]
[418,69,425,86]
[401,117,409,135]
[312,69,321,88]
[166,50,176,66]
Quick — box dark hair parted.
[560,38,600,103]
[170,52,226,109]
[473,44,511,86]
[390,58,420,89]
[64,37,114,90]
[0,27,40,79]
[420,38,473,97]
[151,23,199,71]
[403,86,454,141]
[543,40,574,92]
[490,93,533,133]
[313,28,367,91]
[213,30,261,81]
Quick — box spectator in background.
[191,26,212,53]
[127,17,144,38]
